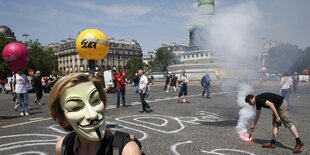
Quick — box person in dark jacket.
[201,72,211,99]
[133,73,140,94]
[33,71,43,105]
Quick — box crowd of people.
[7,69,60,116]
[4,67,306,153]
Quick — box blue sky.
[1,0,309,53]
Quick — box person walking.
[138,70,153,113]
[47,70,59,93]
[201,72,212,99]
[245,93,304,153]
[145,76,153,99]
[12,68,30,116]
[114,69,127,108]
[32,71,43,105]
[177,70,189,103]
[10,75,19,110]
[280,73,293,108]
[133,73,140,94]
[170,73,178,92]
[164,72,171,92]
[292,72,299,92]
[41,76,47,93]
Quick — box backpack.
[61,130,144,155]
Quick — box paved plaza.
[0,80,309,155]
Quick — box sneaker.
[139,110,146,113]
[293,143,304,153]
[34,99,42,105]
[14,104,19,111]
[177,99,180,103]
[20,112,24,116]
[262,143,276,149]
[37,101,42,106]
[25,112,29,116]
[146,109,153,113]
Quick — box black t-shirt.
[63,130,114,155]
[255,93,284,110]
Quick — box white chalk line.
[0,91,234,128]
[115,115,185,134]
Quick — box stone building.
[48,37,143,74]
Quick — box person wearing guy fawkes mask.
[48,73,143,155]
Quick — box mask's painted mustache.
[78,115,104,127]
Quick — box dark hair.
[245,94,255,103]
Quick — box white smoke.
[193,1,262,136]
[236,83,255,136]
[206,1,261,137]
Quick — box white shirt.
[139,75,148,90]
[280,76,293,89]
[14,74,28,93]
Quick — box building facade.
[48,37,143,75]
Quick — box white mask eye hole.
[64,99,84,112]
[89,91,101,106]
[91,99,101,106]
[66,103,83,112]
[70,106,83,112]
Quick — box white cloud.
[67,1,153,20]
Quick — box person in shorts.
[245,92,304,153]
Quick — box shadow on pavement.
[0,115,20,120]
[253,138,293,150]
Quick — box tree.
[149,48,178,72]
[265,43,303,73]
[125,57,145,79]
[0,35,14,80]
[0,36,58,79]
[295,47,310,73]
[27,41,58,76]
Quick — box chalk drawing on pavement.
[171,140,255,155]
[0,133,60,154]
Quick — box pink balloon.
[2,42,29,73]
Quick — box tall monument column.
[189,0,215,49]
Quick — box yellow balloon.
[76,29,109,60]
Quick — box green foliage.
[125,57,145,79]
[265,44,303,73]
[27,41,58,76]
[0,37,58,79]
[295,47,310,73]
[149,48,178,72]
[0,35,14,80]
